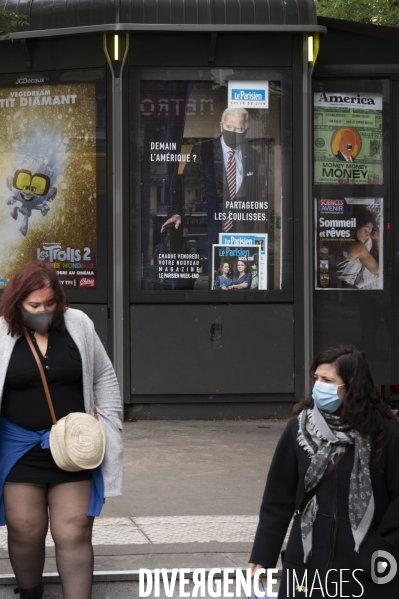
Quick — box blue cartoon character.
[6,125,67,236]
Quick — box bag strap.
[294,445,350,516]
[23,328,57,426]
[23,327,99,423]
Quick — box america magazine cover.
[314,92,382,185]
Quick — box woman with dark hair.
[249,345,399,598]
[337,206,380,289]
[216,261,233,290]
[0,261,123,599]
[230,259,252,290]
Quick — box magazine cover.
[315,198,383,290]
[212,244,260,291]
[219,233,267,290]
[314,92,383,185]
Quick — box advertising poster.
[157,251,201,283]
[212,245,260,291]
[315,198,383,290]
[219,233,267,289]
[0,71,101,290]
[139,76,281,292]
[314,92,383,185]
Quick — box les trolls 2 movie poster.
[0,71,101,291]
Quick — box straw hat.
[50,412,106,472]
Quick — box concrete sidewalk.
[0,419,290,596]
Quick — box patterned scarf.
[297,405,374,562]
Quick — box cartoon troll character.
[6,125,67,236]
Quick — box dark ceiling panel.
[184,0,200,24]
[269,0,285,25]
[284,0,299,25]
[0,0,317,31]
[239,0,256,25]
[253,0,270,25]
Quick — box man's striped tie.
[223,149,235,232]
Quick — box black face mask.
[222,128,246,149]
[22,308,54,333]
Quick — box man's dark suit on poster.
[183,136,265,239]
[335,150,355,162]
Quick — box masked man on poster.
[161,107,265,239]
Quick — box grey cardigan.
[0,308,123,497]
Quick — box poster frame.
[314,197,384,291]
[129,66,293,304]
[0,68,108,304]
[313,78,391,297]
[313,79,390,197]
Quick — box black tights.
[4,480,94,599]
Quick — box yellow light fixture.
[114,34,119,61]
[308,36,314,63]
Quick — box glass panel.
[0,69,105,294]
[134,69,291,300]
[313,79,392,383]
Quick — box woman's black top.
[1,327,91,483]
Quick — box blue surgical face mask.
[312,381,345,413]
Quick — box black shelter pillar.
[293,32,320,400]
[104,31,130,394]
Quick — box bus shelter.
[0,0,325,417]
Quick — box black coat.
[250,416,399,598]
[183,137,265,235]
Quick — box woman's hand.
[248,562,264,578]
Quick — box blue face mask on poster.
[312,381,345,413]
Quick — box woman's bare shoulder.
[347,242,365,260]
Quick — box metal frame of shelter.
[0,0,326,410]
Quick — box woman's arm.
[92,328,123,423]
[249,419,299,569]
[232,273,252,290]
[348,242,379,275]
[232,282,249,289]
[91,328,124,497]
[216,276,232,290]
